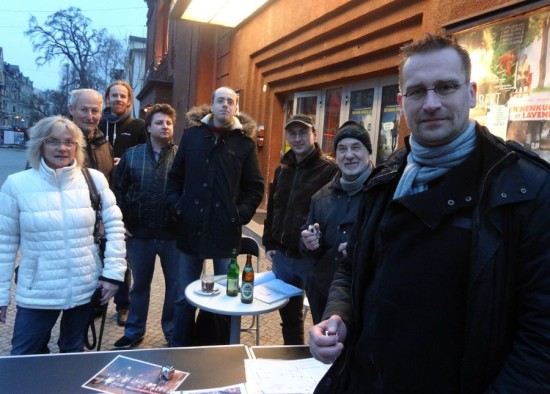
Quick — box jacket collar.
[185,104,257,139]
[39,158,79,187]
[365,122,535,208]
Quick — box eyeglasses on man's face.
[286,129,312,139]
[43,138,77,148]
[402,81,468,100]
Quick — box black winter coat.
[166,106,264,258]
[316,124,550,393]
[114,140,178,239]
[299,173,366,314]
[263,144,338,256]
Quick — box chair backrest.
[240,236,260,257]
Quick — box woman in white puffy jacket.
[0,116,127,355]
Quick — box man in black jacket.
[99,80,147,326]
[263,114,338,345]
[309,34,550,393]
[300,121,373,324]
[166,87,264,347]
[113,103,179,349]
[99,80,147,166]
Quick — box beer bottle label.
[241,282,254,299]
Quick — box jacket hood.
[185,104,257,138]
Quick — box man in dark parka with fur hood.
[166,87,264,346]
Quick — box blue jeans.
[114,264,131,311]
[170,252,229,347]
[11,303,92,355]
[272,250,316,345]
[124,238,180,342]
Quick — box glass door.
[321,88,342,155]
[288,91,320,152]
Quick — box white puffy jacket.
[0,159,126,310]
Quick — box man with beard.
[99,80,147,166]
[99,80,147,326]
[166,87,264,347]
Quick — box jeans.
[11,303,92,355]
[114,264,131,311]
[124,238,180,342]
[170,252,229,347]
[272,250,316,345]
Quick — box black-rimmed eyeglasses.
[402,82,468,100]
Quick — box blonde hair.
[27,116,87,169]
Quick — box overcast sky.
[0,0,148,91]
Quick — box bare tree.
[25,7,126,90]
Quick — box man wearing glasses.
[309,34,550,392]
[263,114,338,345]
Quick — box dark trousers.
[11,303,92,355]
[114,262,131,311]
[271,250,315,345]
[170,252,229,347]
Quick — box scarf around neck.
[340,165,372,196]
[393,121,477,199]
[202,113,236,133]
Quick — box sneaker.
[113,335,144,349]
[117,309,129,326]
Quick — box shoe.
[113,335,144,349]
[117,309,129,326]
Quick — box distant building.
[127,35,146,117]
[0,47,33,128]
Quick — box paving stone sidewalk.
[0,235,313,356]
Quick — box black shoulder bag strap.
[82,167,104,252]
[82,167,107,351]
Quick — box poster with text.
[455,7,550,162]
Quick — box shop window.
[451,3,550,162]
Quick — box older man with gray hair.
[300,120,373,324]
[69,89,114,182]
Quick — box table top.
[185,278,288,316]
[0,345,313,393]
[250,345,311,360]
[0,345,249,393]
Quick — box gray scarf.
[340,165,372,196]
[393,121,476,199]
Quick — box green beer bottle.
[241,254,254,304]
[226,248,239,296]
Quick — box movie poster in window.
[455,7,550,162]
[349,88,375,156]
[376,84,400,165]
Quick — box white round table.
[185,278,289,344]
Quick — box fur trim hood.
[186,104,257,138]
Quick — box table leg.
[229,315,242,344]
